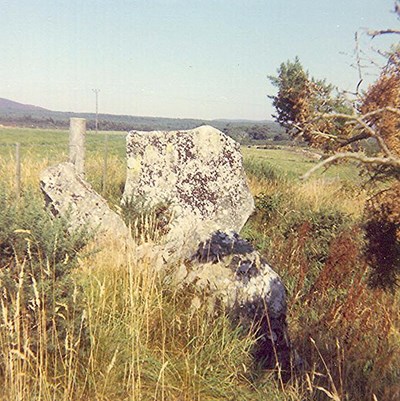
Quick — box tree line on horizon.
[0,107,287,144]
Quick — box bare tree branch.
[301,152,400,180]
[353,31,364,96]
[306,129,338,141]
[336,132,370,147]
[387,106,400,116]
[368,29,400,38]
[362,106,400,119]
[319,111,396,157]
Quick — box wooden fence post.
[15,143,21,199]
[69,118,86,176]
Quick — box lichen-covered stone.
[40,162,130,240]
[122,125,254,256]
[184,231,290,370]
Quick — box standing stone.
[186,231,290,371]
[40,162,130,240]
[122,125,254,256]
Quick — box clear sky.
[0,0,397,120]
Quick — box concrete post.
[69,118,86,176]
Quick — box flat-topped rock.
[122,125,254,256]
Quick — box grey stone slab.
[122,125,254,256]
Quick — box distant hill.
[0,98,49,112]
[0,97,288,144]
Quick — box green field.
[0,127,126,161]
[242,146,361,182]
[0,126,360,185]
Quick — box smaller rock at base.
[186,230,291,371]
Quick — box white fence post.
[69,118,86,176]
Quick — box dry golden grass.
[1,132,399,401]
[294,179,366,217]
[247,173,366,218]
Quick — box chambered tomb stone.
[40,162,130,240]
[122,125,254,256]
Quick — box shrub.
[285,208,350,266]
[254,192,283,222]
[364,183,400,290]
[0,188,91,359]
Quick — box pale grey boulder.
[122,125,254,256]
[183,231,290,371]
[122,126,290,369]
[40,162,130,240]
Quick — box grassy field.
[0,126,126,161]
[0,127,399,401]
[0,127,360,194]
[242,146,361,182]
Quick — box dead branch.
[368,29,400,38]
[386,106,400,116]
[319,110,396,157]
[336,132,370,147]
[354,31,364,96]
[307,129,338,141]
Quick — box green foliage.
[268,57,310,133]
[0,190,89,269]
[254,193,283,222]
[243,158,285,182]
[121,196,172,242]
[251,189,350,269]
[285,208,350,265]
[268,57,351,144]
[222,122,287,144]
[0,188,91,355]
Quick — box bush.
[0,188,91,358]
[285,208,350,266]
[254,192,283,222]
[243,181,400,400]
[364,183,400,291]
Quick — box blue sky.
[1,0,397,120]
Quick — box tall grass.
[0,152,275,400]
[243,157,400,401]
[0,194,281,400]
[1,128,399,400]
